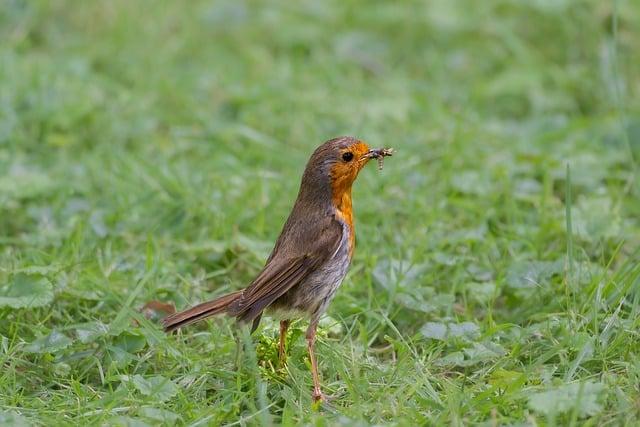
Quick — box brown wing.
[227,215,343,323]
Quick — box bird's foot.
[311,390,337,412]
[277,349,287,367]
[313,387,334,403]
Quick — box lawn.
[1,0,640,425]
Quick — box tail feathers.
[162,290,243,332]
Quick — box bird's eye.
[342,152,354,162]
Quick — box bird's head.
[298,136,393,205]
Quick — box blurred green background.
[1,0,639,425]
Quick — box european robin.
[162,136,393,402]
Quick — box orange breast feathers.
[331,171,356,257]
[332,190,355,257]
[329,141,371,257]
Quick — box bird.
[162,136,393,402]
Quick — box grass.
[1,0,640,425]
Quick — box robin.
[162,136,393,402]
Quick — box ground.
[1,0,640,425]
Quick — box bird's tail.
[162,290,243,332]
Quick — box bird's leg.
[306,321,325,402]
[233,330,243,371]
[278,319,290,365]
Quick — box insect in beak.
[361,148,394,170]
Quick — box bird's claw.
[312,390,326,403]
